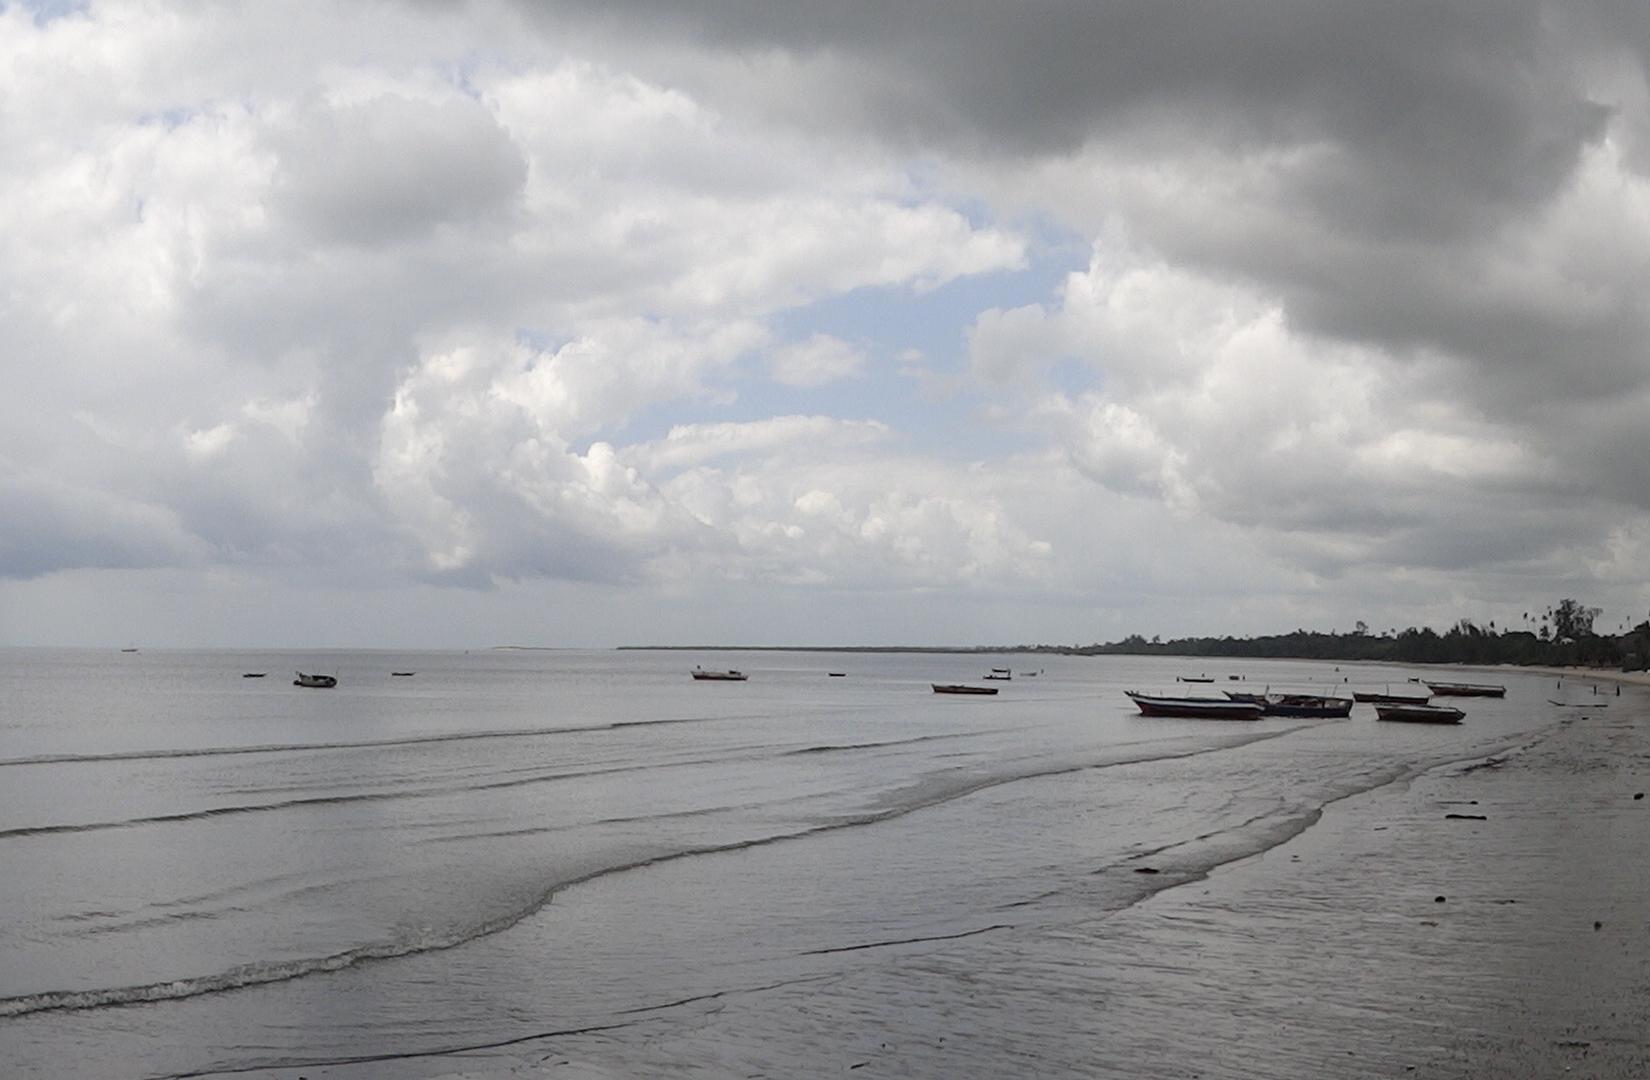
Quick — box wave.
[0,714,724,769]
[783,732,975,756]
[0,751,751,841]
[0,723,1326,1018]
[0,729,996,842]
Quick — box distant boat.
[120,647,138,653]
[1424,681,1505,698]
[1176,675,1215,683]
[933,684,998,695]
[242,672,266,678]
[982,668,1012,681]
[1548,699,1607,708]
[827,672,847,677]
[1353,690,1431,705]
[391,671,415,677]
[1126,691,1263,720]
[691,667,747,682]
[293,671,337,688]
[1375,702,1464,724]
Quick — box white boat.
[691,667,747,682]
[1126,691,1264,720]
[293,671,337,688]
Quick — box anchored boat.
[691,667,748,681]
[1126,691,1264,720]
[1423,681,1505,698]
[1375,702,1464,724]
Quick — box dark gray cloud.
[533,0,1646,419]
[273,95,527,247]
[0,473,205,579]
[537,1,1623,211]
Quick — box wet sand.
[440,685,1650,1079]
[1114,695,1650,1078]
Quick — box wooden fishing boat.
[1375,702,1464,724]
[293,671,337,688]
[1352,690,1431,705]
[933,683,998,695]
[1225,690,1353,717]
[1423,681,1505,698]
[1259,693,1353,718]
[1126,691,1263,720]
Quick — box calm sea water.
[0,648,1604,1078]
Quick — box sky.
[3,0,1650,648]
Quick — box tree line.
[1030,600,1650,671]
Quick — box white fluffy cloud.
[6,0,1650,644]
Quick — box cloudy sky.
[4,0,1650,648]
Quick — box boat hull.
[1423,682,1505,698]
[293,672,336,688]
[1353,691,1431,705]
[1375,703,1464,724]
[1127,692,1263,720]
[1263,700,1354,718]
[691,670,747,681]
[933,684,998,695]
[1225,691,1353,717]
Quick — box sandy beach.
[432,676,1650,1080]
[1114,689,1650,1079]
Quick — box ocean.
[0,648,1625,1078]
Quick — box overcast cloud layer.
[3,0,1649,647]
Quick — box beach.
[419,680,1650,1080]
[1,650,1646,1078]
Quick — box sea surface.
[0,648,1626,1078]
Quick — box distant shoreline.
[606,644,1644,675]
[610,645,1033,654]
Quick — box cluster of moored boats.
[1125,680,1506,724]
[684,664,1513,723]
[690,665,1046,695]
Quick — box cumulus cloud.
[767,334,866,387]
[6,0,1650,643]
[271,94,528,247]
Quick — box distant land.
[615,601,1650,672]
[615,645,1025,654]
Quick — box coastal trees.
[1079,598,1631,669]
[1552,598,1601,643]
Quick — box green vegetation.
[621,599,1650,671]
[1056,600,1650,671]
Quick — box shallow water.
[0,648,1612,1077]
